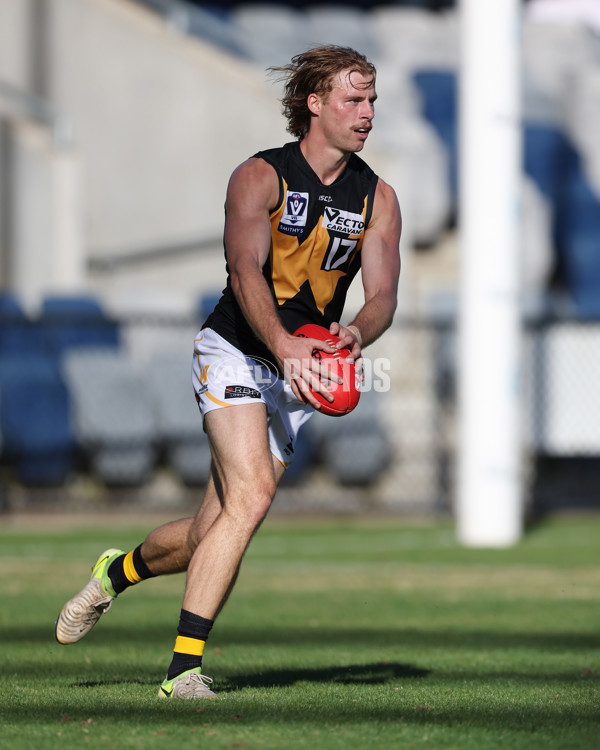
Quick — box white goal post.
[457,0,523,547]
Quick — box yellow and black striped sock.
[107,545,155,595]
[166,609,214,680]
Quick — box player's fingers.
[309,337,336,355]
[304,367,335,402]
[289,376,310,405]
[286,361,324,408]
[353,355,364,382]
[309,357,343,386]
[342,340,361,363]
[298,359,333,401]
[295,374,325,409]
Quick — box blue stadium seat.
[0,356,73,485]
[412,70,458,205]
[524,128,600,318]
[0,293,41,358]
[523,125,575,207]
[0,292,23,315]
[523,126,582,255]
[40,294,120,355]
[560,167,600,319]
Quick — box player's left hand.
[328,322,363,379]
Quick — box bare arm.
[224,158,338,408]
[224,158,285,353]
[330,177,402,357]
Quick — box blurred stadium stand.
[146,349,212,486]
[40,294,120,354]
[0,352,73,485]
[1,0,600,513]
[63,347,158,486]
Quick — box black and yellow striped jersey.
[204,141,379,369]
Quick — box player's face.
[315,70,377,153]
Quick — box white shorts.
[191,327,313,466]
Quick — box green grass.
[1,513,599,749]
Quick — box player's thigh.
[205,402,279,498]
[189,451,285,545]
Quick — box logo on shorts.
[283,437,295,457]
[208,355,278,394]
[224,384,262,399]
[278,191,309,236]
[322,207,365,236]
[195,363,210,396]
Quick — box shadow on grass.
[69,661,428,691]
[2,664,599,736]
[4,623,600,651]
[225,661,429,690]
[3,643,598,734]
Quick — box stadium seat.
[306,390,391,486]
[0,355,73,485]
[385,115,452,247]
[411,70,458,207]
[370,6,458,70]
[305,6,378,60]
[40,294,120,355]
[521,177,554,294]
[565,63,600,162]
[325,423,391,486]
[523,125,576,210]
[104,289,196,366]
[373,62,452,246]
[523,126,600,318]
[559,166,600,318]
[63,349,157,486]
[523,17,596,123]
[0,292,24,315]
[168,440,212,486]
[146,350,212,485]
[0,293,40,359]
[230,4,310,66]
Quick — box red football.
[293,323,360,417]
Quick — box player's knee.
[250,490,274,526]
[230,481,275,530]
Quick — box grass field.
[1,512,599,749]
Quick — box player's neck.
[299,136,350,186]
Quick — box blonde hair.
[269,45,376,139]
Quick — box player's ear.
[307,93,321,116]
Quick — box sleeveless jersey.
[204,141,379,370]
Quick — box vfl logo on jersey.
[278,191,309,235]
[322,207,365,236]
